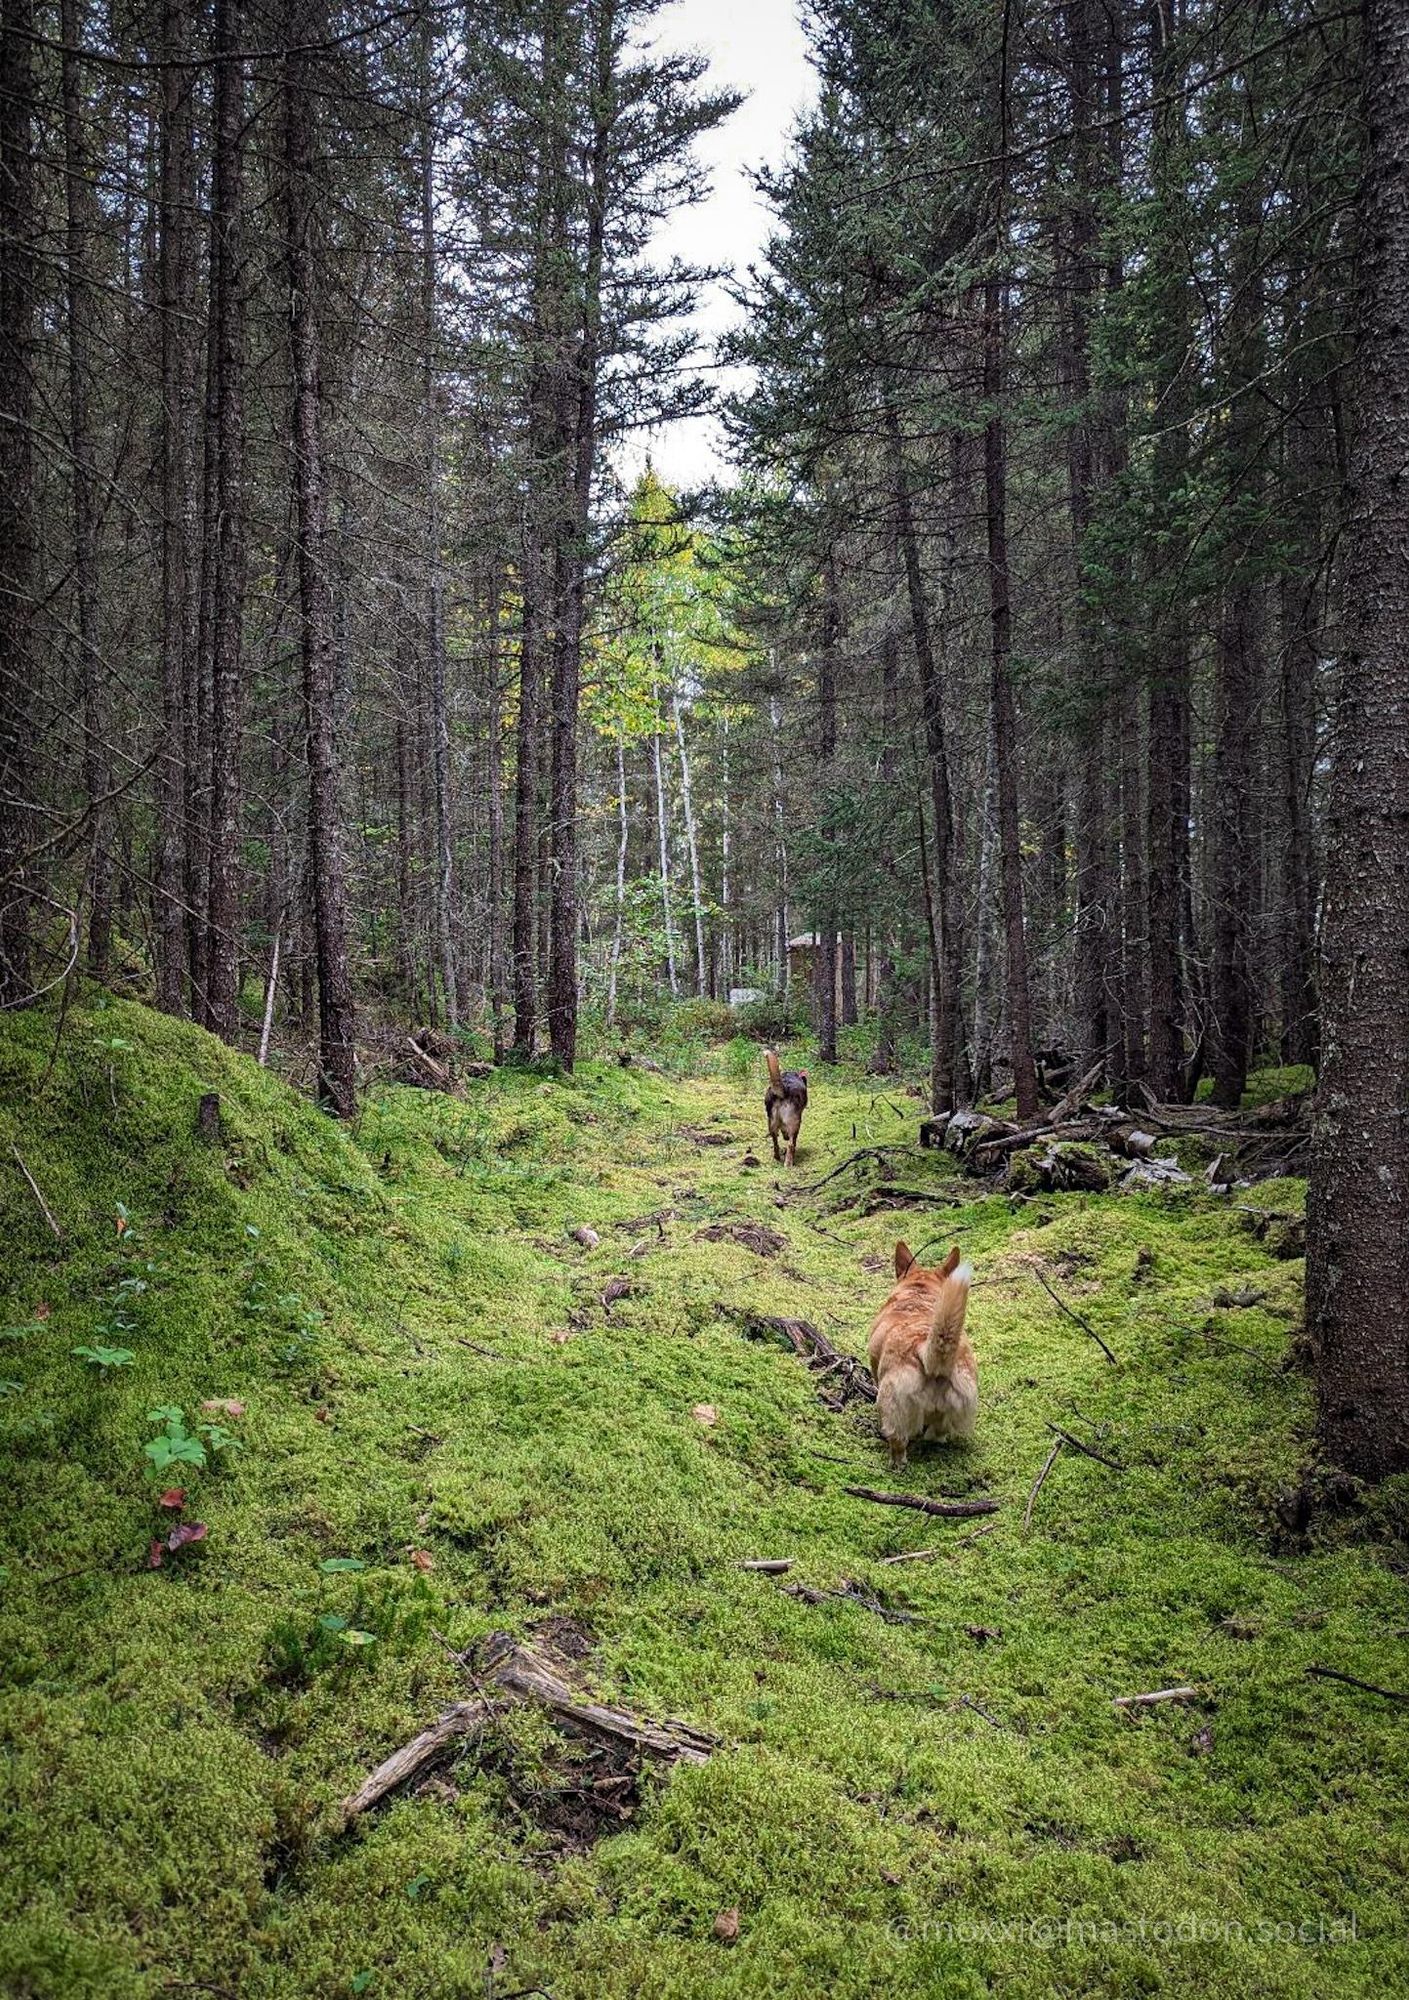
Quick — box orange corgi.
[867,1242,978,1468]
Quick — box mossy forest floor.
[1,996,1406,1998]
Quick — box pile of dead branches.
[920,1062,1310,1195]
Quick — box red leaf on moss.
[165,1522,208,1553]
[146,1539,164,1569]
[156,1488,186,1510]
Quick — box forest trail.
[1,1000,1406,1998]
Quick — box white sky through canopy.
[623,0,816,493]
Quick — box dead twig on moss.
[795,1146,905,1194]
[1030,1268,1116,1364]
[1306,1664,1409,1704]
[10,1145,60,1237]
[1022,1437,1064,1532]
[842,1485,999,1519]
[1043,1422,1126,1471]
[1113,1686,1201,1709]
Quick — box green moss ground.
[0,996,1405,1998]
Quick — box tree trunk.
[60,0,113,979]
[652,712,679,998]
[672,685,708,998]
[1308,0,1409,1482]
[606,722,628,1028]
[486,599,508,1061]
[282,0,356,1115]
[420,18,456,1033]
[885,399,957,1108]
[201,0,248,1040]
[770,688,789,991]
[984,276,1039,1120]
[0,0,37,1004]
[154,0,198,1016]
[546,0,613,1069]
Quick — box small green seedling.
[142,1405,243,1476]
[73,1345,135,1370]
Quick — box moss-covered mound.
[0,997,1405,1997]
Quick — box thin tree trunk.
[672,685,707,998]
[652,695,678,996]
[282,0,356,1115]
[546,0,613,1069]
[606,721,628,1028]
[984,275,1039,1120]
[201,0,248,1039]
[770,687,789,991]
[815,551,840,1064]
[420,15,456,1033]
[0,0,36,1003]
[1144,0,1193,1100]
[486,599,507,1060]
[885,398,957,1108]
[1308,0,1409,1481]
[60,0,112,978]
[154,0,197,1015]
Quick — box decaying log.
[480,1633,716,1762]
[842,1485,999,1518]
[341,1632,715,1827]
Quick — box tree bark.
[0,0,37,1003]
[282,0,356,1115]
[60,0,113,979]
[1308,0,1409,1481]
[154,0,198,1016]
[984,276,1039,1120]
[201,0,248,1039]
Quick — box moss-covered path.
[1,1000,1406,1998]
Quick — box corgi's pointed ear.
[940,1245,961,1277]
[895,1241,915,1279]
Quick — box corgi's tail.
[766,1049,783,1093]
[923,1261,973,1376]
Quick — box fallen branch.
[795,1147,904,1193]
[1022,1438,1064,1532]
[781,1577,918,1622]
[1306,1663,1409,1704]
[341,1633,715,1828]
[739,1558,793,1574]
[842,1485,999,1519]
[11,1146,61,1237]
[1113,1686,1201,1709]
[404,1034,453,1090]
[1030,1268,1117,1364]
[340,1698,494,1824]
[1045,1057,1106,1128]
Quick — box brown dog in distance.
[764,1050,808,1167]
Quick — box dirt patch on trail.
[695,1221,787,1257]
